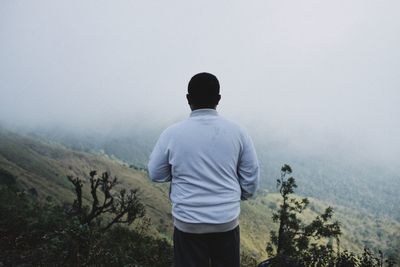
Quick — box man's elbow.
[148,166,171,183]
[239,170,260,199]
[147,163,158,182]
[147,166,159,182]
[241,182,258,198]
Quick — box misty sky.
[1,0,399,162]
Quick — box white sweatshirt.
[148,109,259,227]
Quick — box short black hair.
[187,72,220,107]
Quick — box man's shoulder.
[158,119,189,137]
[218,116,243,128]
[217,116,249,136]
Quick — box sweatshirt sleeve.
[148,131,172,183]
[238,130,260,200]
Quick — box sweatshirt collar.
[190,109,219,117]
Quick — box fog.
[1,0,399,164]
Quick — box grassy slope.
[0,130,173,238]
[0,130,398,261]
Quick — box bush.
[0,171,173,266]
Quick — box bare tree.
[67,171,145,230]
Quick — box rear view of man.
[148,72,259,267]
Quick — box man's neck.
[190,106,217,111]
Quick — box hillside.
[36,126,400,222]
[0,129,399,261]
[0,129,173,239]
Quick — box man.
[148,72,259,267]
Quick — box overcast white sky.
[1,0,399,162]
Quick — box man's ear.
[186,94,191,105]
[216,94,221,105]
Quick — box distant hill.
[34,125,400,222]
[0,129,399,261]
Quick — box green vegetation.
[257,151,400,221]
[0,171,173,266]
[0,130,399,265]
[261,164,398,267]
[266,164,341,263]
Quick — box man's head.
[187,72,221,110]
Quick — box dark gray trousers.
[173,226,240,267]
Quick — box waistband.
[173,216,239,234]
